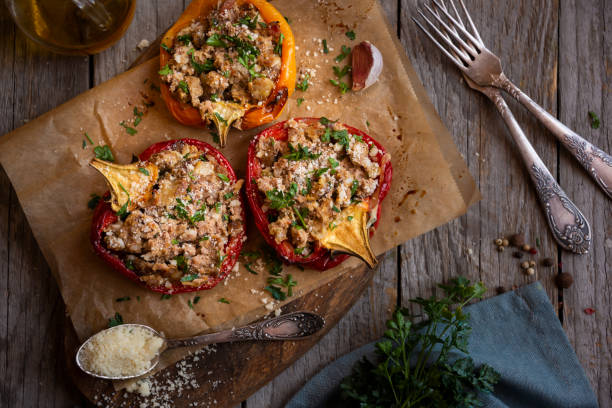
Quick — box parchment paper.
[0,0,479,373]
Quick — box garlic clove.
[351,41,383,91]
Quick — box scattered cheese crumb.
[137,39,151,50]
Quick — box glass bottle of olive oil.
[5,0,136,55]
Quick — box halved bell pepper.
[245,118,393,271]
[159,0,296,147]
[90,138,246,294]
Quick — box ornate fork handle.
[167,312,325,348]
[496,74,612,199]
[482,87,592,254]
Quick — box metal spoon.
[76,311,325,380]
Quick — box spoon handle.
[166,311,325,348]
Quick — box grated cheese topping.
[80,325,164,377]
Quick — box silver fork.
[414,0,592,254]
[415,0,612,199]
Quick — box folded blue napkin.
[286,282,598,408]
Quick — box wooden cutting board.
[65,263,370,407]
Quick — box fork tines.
[412,0,484,69]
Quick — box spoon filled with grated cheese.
[76,311,324,380]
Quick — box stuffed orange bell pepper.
[159,0,296,147]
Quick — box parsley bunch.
[340,277,500,408]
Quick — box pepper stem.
[318,201,378,268]
[90,159,159,212]
[209,102,247,147]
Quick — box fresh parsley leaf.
[87,193,101,210]
[158,64,172,76]
[85,132,94,145]
[171,239,179,245]
[119,121,138,135]
[351,180,359,196]
[94,145,114,161]
[296,97,304,106]
[138,167,150,176]
[331,129,350,148]
[108,312,123,327]
[264,285,286,301]
[191,56,215,74]
[224,192,234,200]
[274,33,284,55]
[347,215,354,221]
[180,274,199,282]
[217,173,230,182]
[116,296,130,302]
[330,78,350,94]
[178,80,190,94]
[177,34,192,44]
[160,42,171,52]
[218,297,231,304]
[187,299,194,309]
[236,14,259,30]
[193,296,201,304]
[328,157,339,168]
[332,205,341,213]
[339,276,500,407]
[333,65,351,79]
[314,167,329,178]
[283,143,321,161]
[588,111,600,129]
[160,294,172,300]
[214,112,228,125]
[296,73,310,91]
[335,45,351,63]
[345,30,356,40]
[175,255,188,273]
[266,188,296,209]
[322,39,329,54]
[245,263,258,274]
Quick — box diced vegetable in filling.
[255,119,382,257]
[103,143,244,289]
[159,1,282,126]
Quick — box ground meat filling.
[103,143,244,289]
[159,1,282,125]
[255,119,381,257]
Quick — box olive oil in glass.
[5,0,136,55]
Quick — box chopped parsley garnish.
[351,180,359,196]
[82,140,87,149]
[187,299,194,309]
[138,167,149,176]
[217,173,230,182]
[193,296,201,304]
[347,215,354,221]
[120,121,138,135]
[333,65,351,79]
[222,214,229,222]
[293,206,308,229]
[296,73,310,91]
[87,193,101,210]
[330,78,350,94]
[218,297,231,304]
[116,183,130,220]
[171,239,179,245]
[346,30,356,40]
[116,296,131,302]
[200,235,210,241]
[238,54,262,80]
[94,145,114,161]
[206,33,228,47]
[265,274,297,300]
[224,192,234,200]
[108,312,123,327]
[366,120,371,127]
[210,93,219,102]
[332,205,341,213]
[245,263,258,274]
[284,16,291,24]
[283,143,321,161]
[181,274,199,282]
[191,55,215,74]
[321,128,331,142]
[236,14,259,30]
[214,202,222,212]
[175,255,189,273]
[160,294,172,300]
[322,39,329,54]
[217,252,227,267]
[296,97,304,106]
[331,129,350,148]
[328,157,340,168]
[214,112,228,125]
[124,258,134,270]
[266,183,297,209]
[274,33,284,55]
[319,117,336,126]
[178,80,190,94]
[85,132,94,145]
[158,64,172,75]
[353,134,363,142]
[301,177,312,195]
[588,111,600,129]
[242,250,261,259]
[335,45,351,63]
[294,247,304,255]
[160,42,171,52]
[177,34,192,44]
[314,167,329,178]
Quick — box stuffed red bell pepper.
[159,0,296,147]
[90,138,246,294]
[245,118,392,270]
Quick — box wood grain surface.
[0,0,610,407]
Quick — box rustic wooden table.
[1,0,610,407]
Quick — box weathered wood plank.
[246,1,400,406]
[558,1,611,406]
[0,3,91,407]
[399,0,559,307]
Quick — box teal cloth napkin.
[286,282,598,408]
